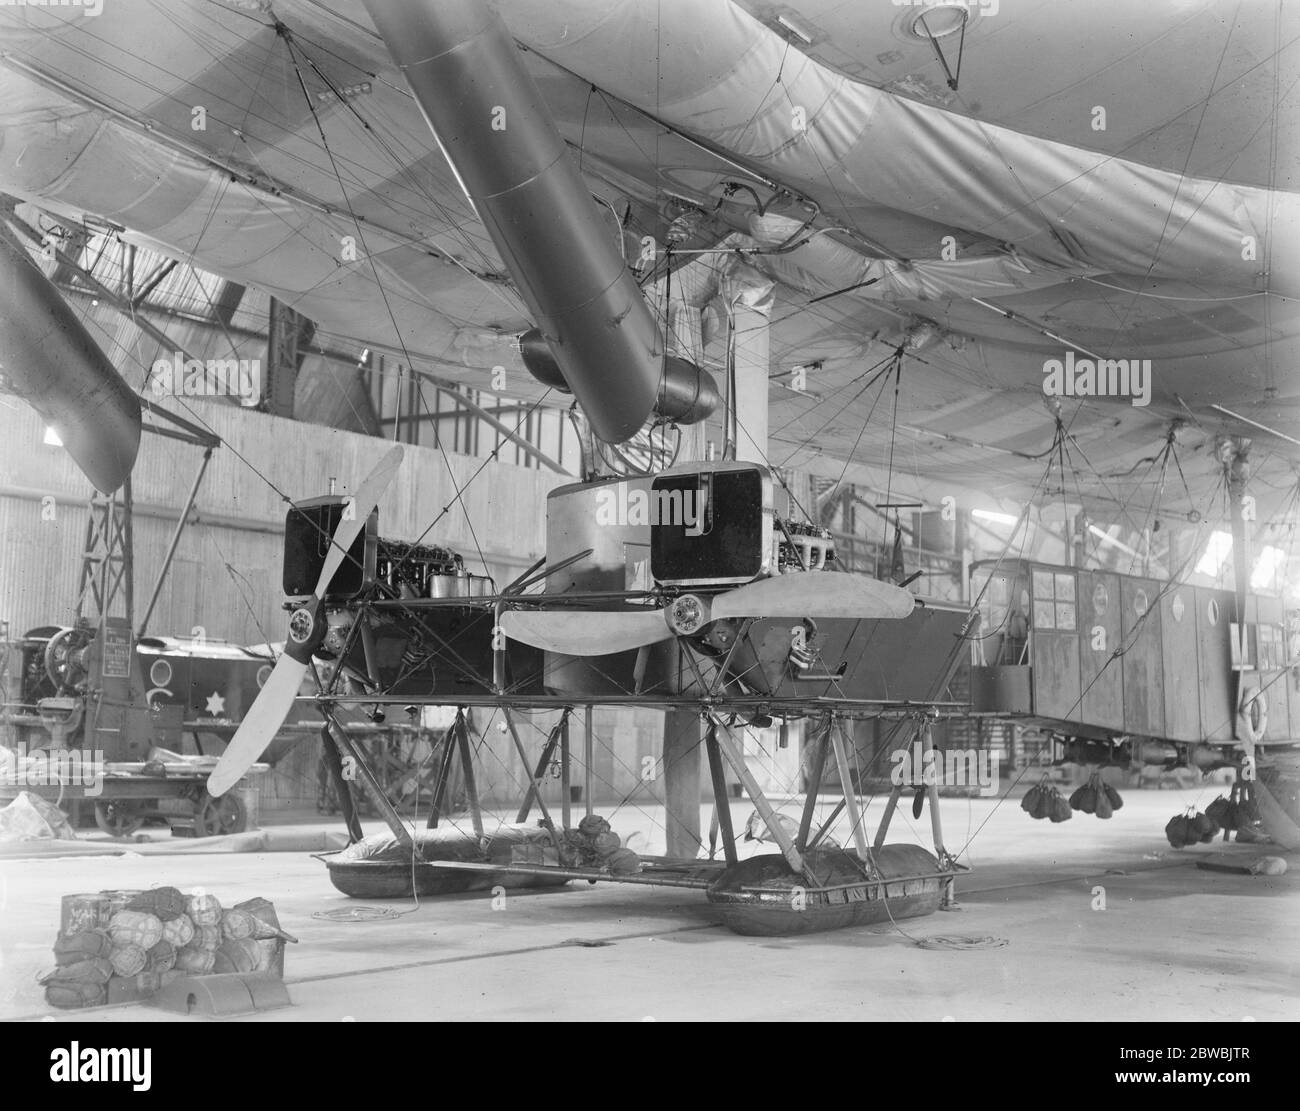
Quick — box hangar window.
[1032,568,1075,631]
[970,569,1028,666]
[1258,624,1284,670]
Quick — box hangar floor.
[2,789,1296,1022]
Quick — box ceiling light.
[972,508,1018,526]
[43,426,63,447]
[774,15,814,46]
[1088,524,1142,559]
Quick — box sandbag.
[578,814,611,838]
[107,910,163,950]
[1165,814,1195,848]
[1206,795,1237,830]
[41,956,113,986]
[1102,782,1124,812]
[1022,782,1068,821]
[605,847,641,874]
[45,980,107,1009]
[146,940,176,973]
[592,831,622,857]
[1070,779,1098,814]
[1190,812,1221,842]
[108,944,147,977]
[220,909,256,940]
[160,913,194,949]
[54,928,112,964]
[186,892,222,926]
[174,946,216,974]
[1094,789,1113,820]
[126,886,187,921]
[192,924,221,951]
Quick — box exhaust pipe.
[517,327,718,425]
[0,222,141,493]
[361,0,716,442]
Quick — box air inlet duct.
[518,327,718,425]
[362,0,714,442]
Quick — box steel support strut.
[708,714,816,883]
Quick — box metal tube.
[560,710,572,830]
[584,705,594,818]
[361,0,707,442]
[514,709,565,824]
[829,717,872,865]
[418,857,716,890]
[709,715,806,876]
[425,728,459,829]
[137,446,212,637]
[796,717,830,851]
[325,717,412,848]
[503,708,563,852]
[704,721,739,867]
[454,709,484,838]
[919,720,947,857]
[873,785,903,850]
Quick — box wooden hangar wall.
[0,399,555,639]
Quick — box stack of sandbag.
[1021,781,1072,822]
[41,886,296,1009]
[41,930,114,1009]
[559,815,641,874]
[42,887,186,1009]
[1069,771,1124,819]
[1165,809,1221,848]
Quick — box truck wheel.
[94,801,144,837]
[193,790,247,837]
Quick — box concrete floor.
[2,788,1296,1022]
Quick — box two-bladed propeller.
[206,446,404,798]
[498,572,915,657]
